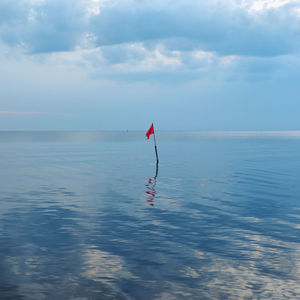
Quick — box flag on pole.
[146,123,159,166]
[146,123,154,139]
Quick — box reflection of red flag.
[146,123,154,139]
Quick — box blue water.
[1,131,300,299]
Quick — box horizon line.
[1,130,300,132]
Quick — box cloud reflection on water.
[1,132,300,298]
[2,184,300,299]
[82,248,134,283]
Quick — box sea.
[1,131,300,299]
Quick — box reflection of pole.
[146,177,157,207]
[154,160,158,179]
[153,131,159,165]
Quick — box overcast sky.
[0,0,299,130]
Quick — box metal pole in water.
[153,131,159,164]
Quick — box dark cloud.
[0,0,87,53]
[90,1,300,57]
[0,0,27,26]
[0,0,299,63]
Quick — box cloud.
[77,42,300,84]
[90,0,300,57]
[0,0,299,85]
[0,0,27,26]
[0,0,299,57]
[0,0,88,53]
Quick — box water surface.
[1,131,300,299]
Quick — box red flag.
[146,123,154,139]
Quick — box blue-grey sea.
[1,131,300,299]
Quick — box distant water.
[1,131,300,299]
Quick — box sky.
[0,0,300,130]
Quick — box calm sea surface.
[1,131,300,299]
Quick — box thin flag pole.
[153,129,159,165]
[146,123,159,168]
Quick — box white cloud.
[249,0,298,11]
